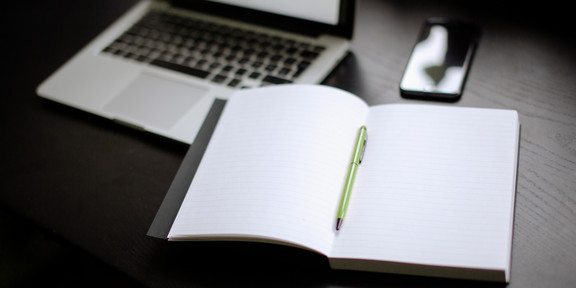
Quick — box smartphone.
[400,18,481,102]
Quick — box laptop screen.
[207,0,340,25]
[172,0,354,39]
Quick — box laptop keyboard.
[102,10,326,89]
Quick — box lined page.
[330,104,519,274]
[168,85,368,255]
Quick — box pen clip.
[359,131,367,164]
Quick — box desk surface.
[3,0,576,287]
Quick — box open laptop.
[37,0,355,144]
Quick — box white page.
[330,104,519,273]
[168,85,368,254]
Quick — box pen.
[336,125,367,231]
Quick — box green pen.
[336,125,367,231]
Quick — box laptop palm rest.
[104,73,208,130]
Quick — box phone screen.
[400,19,480,101]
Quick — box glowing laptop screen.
[208,0,341,25]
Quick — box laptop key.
[150,59,210,79]
[228,78,241,87]
[300,50,320,59]
[278,67,291,76]
[262,75,292,85]
[212,74,227,83]
[248,72,261,79]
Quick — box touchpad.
[104,73,208,130]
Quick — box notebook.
[149,84,520,282]
[37,0,355,143]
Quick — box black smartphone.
[400,18,481,102]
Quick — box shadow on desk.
[0,209,145,288]
[142,239,508,288]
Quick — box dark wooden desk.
[3,0,575,287]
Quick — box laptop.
[37,0,355,144]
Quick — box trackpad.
[104,73,208,130]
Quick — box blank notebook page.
[168,85,368,254]
[330,104,519,273]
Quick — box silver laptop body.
[37,0,355,143]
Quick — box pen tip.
[336,218,342,231]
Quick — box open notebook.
[151,85,520,282]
